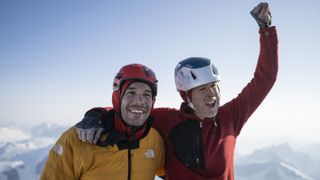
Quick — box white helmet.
[174,57,221,92]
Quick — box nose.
[208,87,216,96]
[133,95,145,105]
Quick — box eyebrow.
[126,87,135,90]
[126,87,152,93]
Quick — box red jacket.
[151,27,278,180]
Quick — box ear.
[179,91,188,102]
[151,97,156,109]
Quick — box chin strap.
[187,96,197,113]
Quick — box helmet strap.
[186,94,198,113]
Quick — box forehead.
[193,82,218,90]
[126,82,151,91]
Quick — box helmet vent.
[190,71,197,80]
[115,73,122,79]
[140,67,148,77]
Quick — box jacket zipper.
[195,121,203,170]
[127,128,136,180]
[127,146,132,180]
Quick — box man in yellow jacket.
[40,64,165,180]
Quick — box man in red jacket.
[76,2,278,179]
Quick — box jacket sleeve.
[40,128,83,180]
[222,27,278,136]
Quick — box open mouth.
[128,108,146,115]
[205,98,217,107]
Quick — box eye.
[210,84,217,89]
[144,92,152,99]
[199,87,206,91]
[125,91,135,96]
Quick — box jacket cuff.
[259,26,277,37]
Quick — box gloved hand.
[75,107,110,144]
[250,2,272,28]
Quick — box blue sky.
[1,1,319,142]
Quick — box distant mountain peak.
[0,127,31,144]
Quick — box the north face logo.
[144,149,155,158]
[52,144,63,156]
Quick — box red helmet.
[112,64,158,111]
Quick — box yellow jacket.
[40,127,165,180]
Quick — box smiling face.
[120,82,154,127]
[190,82,220,120]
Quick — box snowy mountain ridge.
[279,162,314,180]
[236,143,320,180]
[0,123,67,180]
[0,127,31,144]
[0,123,319,180]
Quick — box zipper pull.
[196,158,200,170]
[214,120,217,127]
[199,121,202,128]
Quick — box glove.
[75,107,111,144]
[250,2,272,28]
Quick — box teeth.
[129,109,144,114]
[206,97,217,105]
[206,100,215,105]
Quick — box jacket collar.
[114,112,151,141]
[180,102,217,122]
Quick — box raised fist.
[250,2,272,28]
